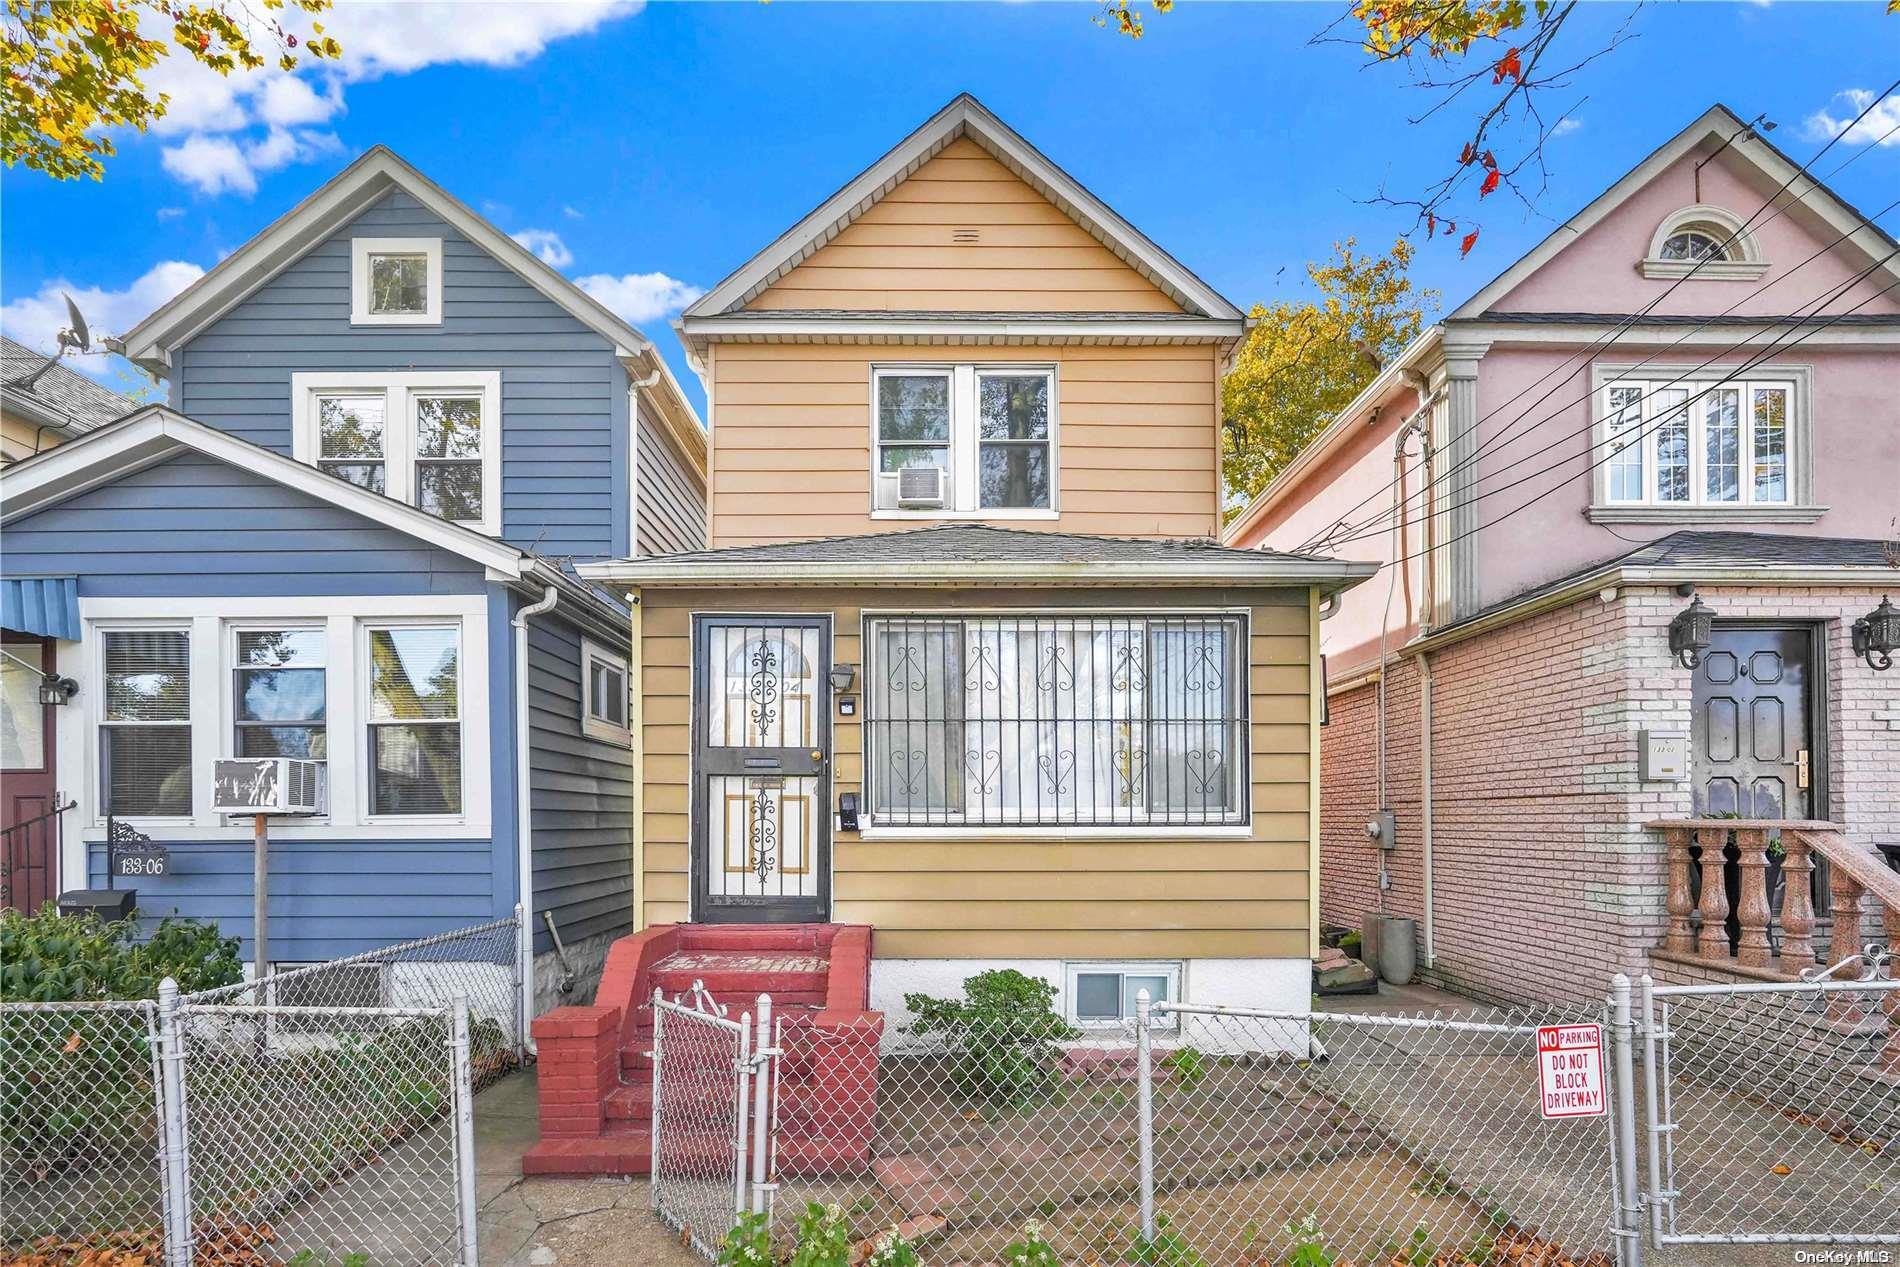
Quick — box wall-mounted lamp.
[38,674,78,706]
[1851,596,1898,672]
[1668,595,1715,669]
[828,662,857,693]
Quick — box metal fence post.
[449,995,480,1267]
[155,978,193,1267]
[1135,988,1156,1245]
[649,987,664,1212]
[511,902,529,1061]
[1637,974,1664,1249]
[749,993,775,1215]
[1608,975,1644,1267]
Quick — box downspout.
[1416,649,1434,969]
[512,584,559,1050]
[628,589,646,933]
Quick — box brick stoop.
[523,923,880,1178]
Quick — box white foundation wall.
[869,956,1311,1050]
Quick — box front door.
[1690,624,1821,819]
[2,638,60,912]
[691,616,831,924]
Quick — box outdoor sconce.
[1668,596,1715,669]
[828,662,857,693]
[38,674,78,706]
[1852,596,1898,672]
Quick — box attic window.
[351,237,443,325]
[951,228,981,244]
[1640,206,1765,281]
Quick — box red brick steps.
[523,922,881,1179]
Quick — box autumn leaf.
[1480,149,1497,169]
[1492,46,1523,82]
[1460,229,1480,256]
[62,1030,84,1054]
[1770,1162,1793,1175]
[1479,168,1501,197]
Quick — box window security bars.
[864,614,1249,828]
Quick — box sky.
[3,0,1897,416]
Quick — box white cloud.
[156,207,187,221]
[161,135,259,196]
[1,261,207,368]
[511,229,575,269]
[1551,116,1583,139]
[1803,89,1900,148]
[144,1,640,196]
[575,272,705,324]
[563,205,585,221]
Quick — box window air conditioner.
[211,757,327,816]
[896,465,947,508]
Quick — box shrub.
[717,1210,773,1267]
[904,969,1076,1107]
[1001,1221,1062,1267]
[0,903,242,1002]
[789,1202,852,1267]
[1133,1215,1207,1267]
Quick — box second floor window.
[1600,376,1795,508]
[294,371,502,535]
[873,365,1055,515]
[351,237,442,325]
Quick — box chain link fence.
[1,913,522,1265]
[651,989,755,1257]
[1643,977,1900,1246]
[749,997,1623,1266]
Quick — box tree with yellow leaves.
[1222,238,1436,509]
[1,0,342,181]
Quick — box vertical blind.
[865,615,1247,827]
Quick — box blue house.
[0,147,706,1013]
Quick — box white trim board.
[681,93,1245,324]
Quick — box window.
[2,648,45,772]
[1641,207,1765,280]
[872,365,1056,515]
[366,625,462,817]
[1597,377,1796,509]
[581,638,631,742]
[100,630,192,817]
[864,614,1247,829]
[232,628,326,759]
[1066,963,1179,1028]
[293,372,501,534]
[1659,230,1729,262]
[350,237,442,325]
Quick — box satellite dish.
[5,293,98,391]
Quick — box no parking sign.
[1536,1023,1606,1119]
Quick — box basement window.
[1065,963,1180,1028]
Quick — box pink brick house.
[1225,103,1900,1004]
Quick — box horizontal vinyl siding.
[637,586,1312,959]
[707,343,1220,545]
[635,397,707,556]
[175,189,627,560]
[747,138,1179,314]
[527,613,636,951]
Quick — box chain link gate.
[1638,972,1900,1248]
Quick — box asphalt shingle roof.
[629,522,1331,567]
[1,336,140,434]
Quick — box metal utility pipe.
[511,585,559,1051]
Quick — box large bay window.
[100,629,193,817]
[864,613,1248,829]
[293,371,501,534]
[872,365,1056,515]
[1597,374,1800,511]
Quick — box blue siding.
[524,606,635,952]
[174,189,629,561]
[6,452,521,963]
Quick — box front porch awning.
[1,576,80,640]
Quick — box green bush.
[904,969,1076,1108]
[0,902,242,1001]
[716,1210,774,1267]
[789,1202,852,1267]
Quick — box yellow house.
[573,95,1373,1038]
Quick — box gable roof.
[0,406,629,631]
[1449,103,1900,320]
[680,94,1247,327]
[576,522,1375,595]
[1,336,140,436]
[116,145,703,444]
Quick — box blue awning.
[1,577,81,641]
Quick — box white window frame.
[227,621,328,765]
[1064,961,1181,1029]
[580,637,632,743]
[96,621,195,823]
[351,236,443,325]
[361,619,467,826]
[292,370,503,535]
[870,363,1060,520]
[68,596,490,845]
[1638,205,1768,281]
[1590,366,1814,519]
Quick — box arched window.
[1642,206,1765,279]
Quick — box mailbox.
[58,889,137,922]
[1639,731,1689,783]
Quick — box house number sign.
[113,846,170,878]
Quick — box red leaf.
[1481,149,1497,170]
[1458,141,1475,166]
[1492,47,1523,83]
[1460,229,1481,257]
[1444,220,1456,236]
[1426,213,1437,236]
[1480,169,1501,197]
